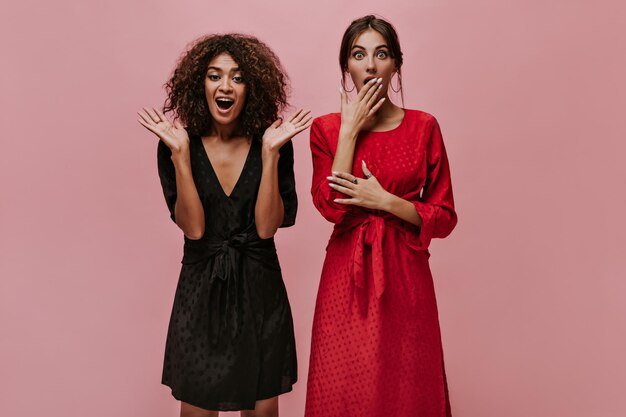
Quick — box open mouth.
[216,98,235,110]
[363,76,377,85]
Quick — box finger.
[361,160,374,179]
[326,176,359,190]
[155,108,170,124]
[327,175,356,189]
[367,98,386,117]
[143,107,160,123]
[293,110,311,125]
[331,171,358,184]
[293,117,313,135]
[333,198,356,205]
[356,77,379,101]
[366,84,383,108]
[339,84,349,107]
[288,109,302,123]
[270,118,282,129]
[295,114,312,128]
[174,119,184,130]
[138,118,158,135]
[329,183,356,196]
[138,110,155,125]
[362,78,382,104]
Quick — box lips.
[363,76,377,85]
[215,97,234,110]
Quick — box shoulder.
[311,112,341,132]
[402,108,439,129]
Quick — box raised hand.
[137,107,190,153]
[262,109,313,153]
[328,160,392,210]
[339,78,386,135]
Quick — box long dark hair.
[163,33,289,139]
[339,15,404,104]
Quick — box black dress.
[157,134,298,411]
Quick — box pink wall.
[2,1,625,416]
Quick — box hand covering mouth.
[363,76,377,85]
[216,98,235,110]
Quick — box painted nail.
[377,78,382,83]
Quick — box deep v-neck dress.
[157,135,298,411]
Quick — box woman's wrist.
[379,191,398,213]
[261,145,280,163]
[171,148,191,168]
[338,125,359,142]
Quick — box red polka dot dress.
[305,110,457,417]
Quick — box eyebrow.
[207,66,241,72]
[351,44,389,50]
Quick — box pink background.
[2,1,625,416]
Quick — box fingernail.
[332,171,339,175]
[377,78,382,83]
[326,176,334,180]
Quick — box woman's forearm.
[171,152,205,239]
[255,149,284,239]
[380,193,423,227]
[331,126,359,174]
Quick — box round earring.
[341,75,356,93]
[390,72,402,93]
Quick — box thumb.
[339,84,348,107]
[270,118,283,129]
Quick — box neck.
[208,122,239,141]
[363,97,403,130]
[375,96,401,119]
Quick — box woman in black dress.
[138,34,312,417]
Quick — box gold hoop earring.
[390,72,402,93]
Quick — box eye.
[376,50,388,59]
[207,74,220,81]
[353,51,365,60]
[232,75,244,84]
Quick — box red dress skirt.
[305,110,457,417]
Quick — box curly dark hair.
[163,33,290,138]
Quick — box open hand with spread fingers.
[328,160,392,210]
[137,107,189,154]
[262,109,313,153]
[339,77,386,135]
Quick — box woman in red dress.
[306,15,458,417]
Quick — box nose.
[218,78,233,93]
[366,56,377,74]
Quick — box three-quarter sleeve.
[278,140,298,228]
[157,140,178,222]
[411,117,458,248]
[310,117,353,224]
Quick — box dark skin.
[138,53,311,417]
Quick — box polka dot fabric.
[157,137,298,411]
[306,110,457,417]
